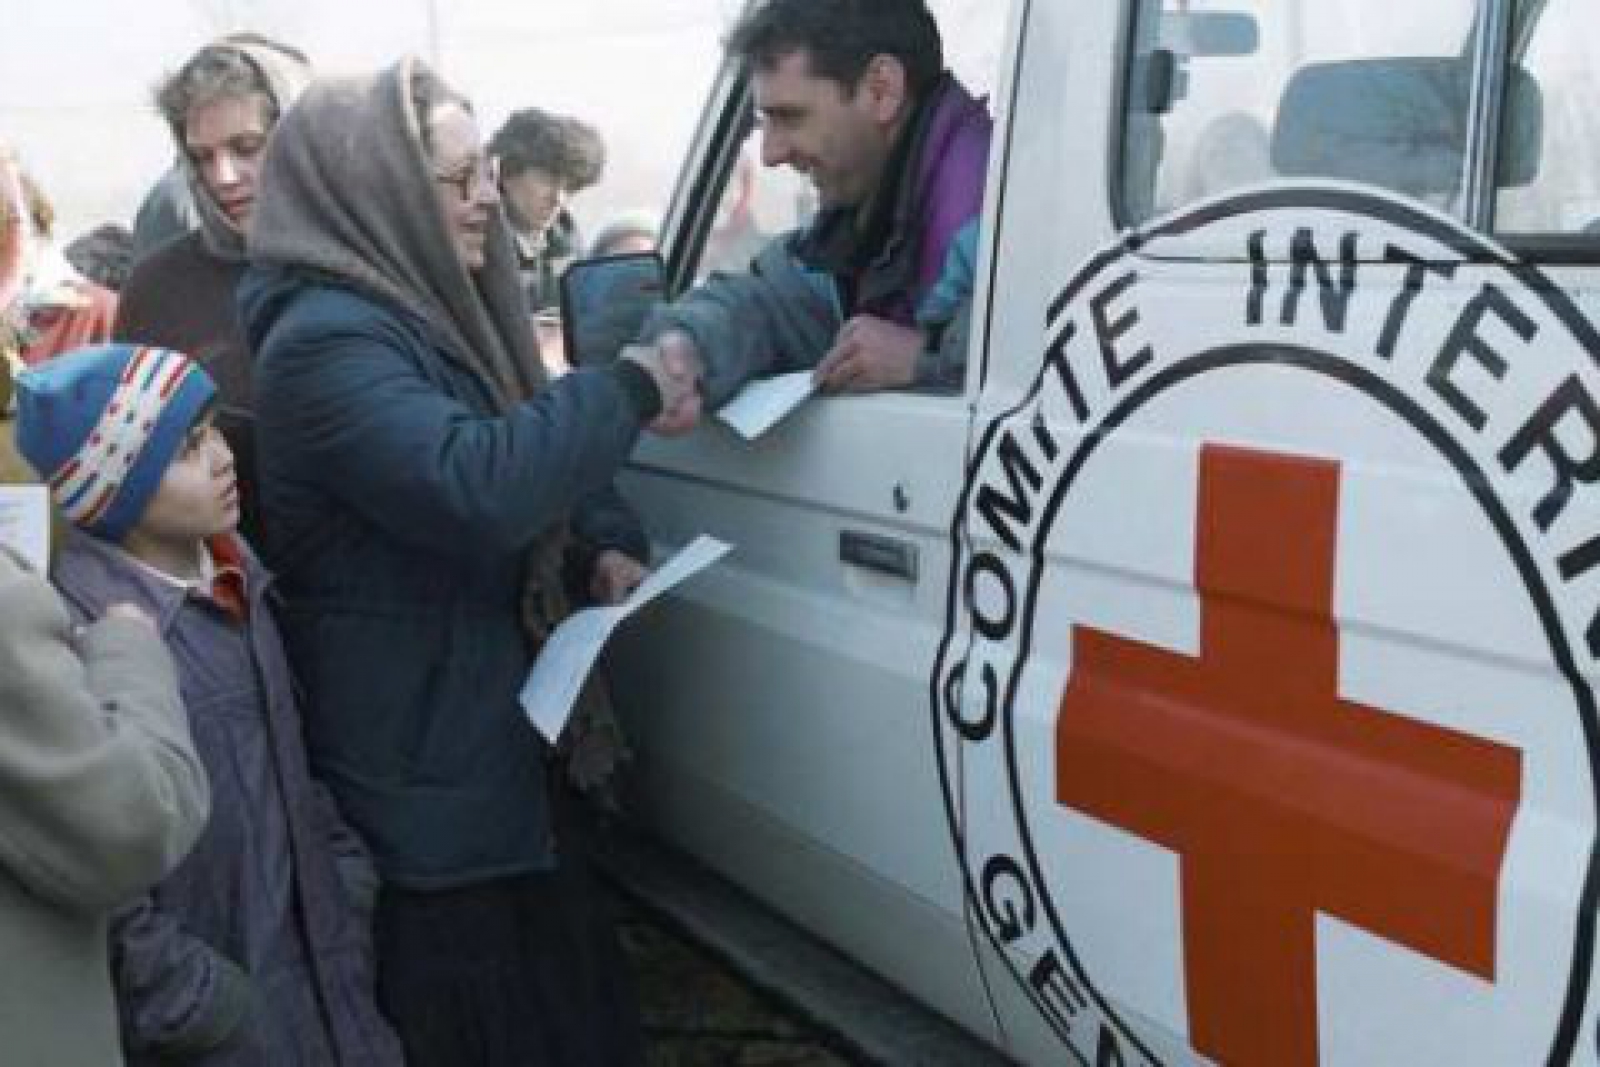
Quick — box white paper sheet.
[0,486,51,574]
[520,535,731,741]
[716,371,816,440]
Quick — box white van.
[588,1,1600,1063]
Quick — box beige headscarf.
[247,57,545,412]
[252,60,629,780]
[171,36,313,263]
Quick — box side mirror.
[560,251,667,367]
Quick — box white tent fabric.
[0,0,1002,242]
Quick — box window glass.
[1120,0,1481,225]
[1493,0,1600,236]
[697,135,817,278]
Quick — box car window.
[696,132,816,278]
[1119,0,1481,225]
[1493,0,1600,237]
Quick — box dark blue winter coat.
[239,266,649,889]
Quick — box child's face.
[135,417,239,544]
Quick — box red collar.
[205,534,249,623]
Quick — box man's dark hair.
[489,109,605,191]
[726,0,943,98]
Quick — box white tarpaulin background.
[0,0,1002,245]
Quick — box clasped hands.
[619,333,704,436]
[622,315,926,437]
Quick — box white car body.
[606,1,1600,1064]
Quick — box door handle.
[840,530,919,582]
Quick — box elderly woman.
[240,59,687,1065]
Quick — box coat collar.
[54,526,270,635]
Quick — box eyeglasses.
[433,154,500,202]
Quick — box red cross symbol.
[1055,443,1523,1066]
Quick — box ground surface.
[618,898,857,1067]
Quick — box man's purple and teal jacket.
[645,72,993,402]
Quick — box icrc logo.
[934,186,1600,1066]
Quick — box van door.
[946,1,1600,1065]
[604,0,1013,1045]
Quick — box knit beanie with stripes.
[14,344,216,541]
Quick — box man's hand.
[813,315,924,394]
[590,549,648,604]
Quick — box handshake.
[618,330,706,436]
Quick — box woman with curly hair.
[489,107,607,312]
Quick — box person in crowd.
[639,0,992,429]
[489,107,605,311]
[588,209,659,258]
[0,150,118,366]
[63,222,135,292]
[1,146,26,388]
[239,58,694,1065]
[15,343,402,1065]
[0,358,209,1067]
[115,35,311,543]
[130,163,200,262]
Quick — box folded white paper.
[716,371,816,439]
[520,535,731,741]
[0,487,50,574]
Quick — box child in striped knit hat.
[13,343,401,1064]
[16,343,226,555]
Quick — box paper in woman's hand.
[519,535,731,742]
